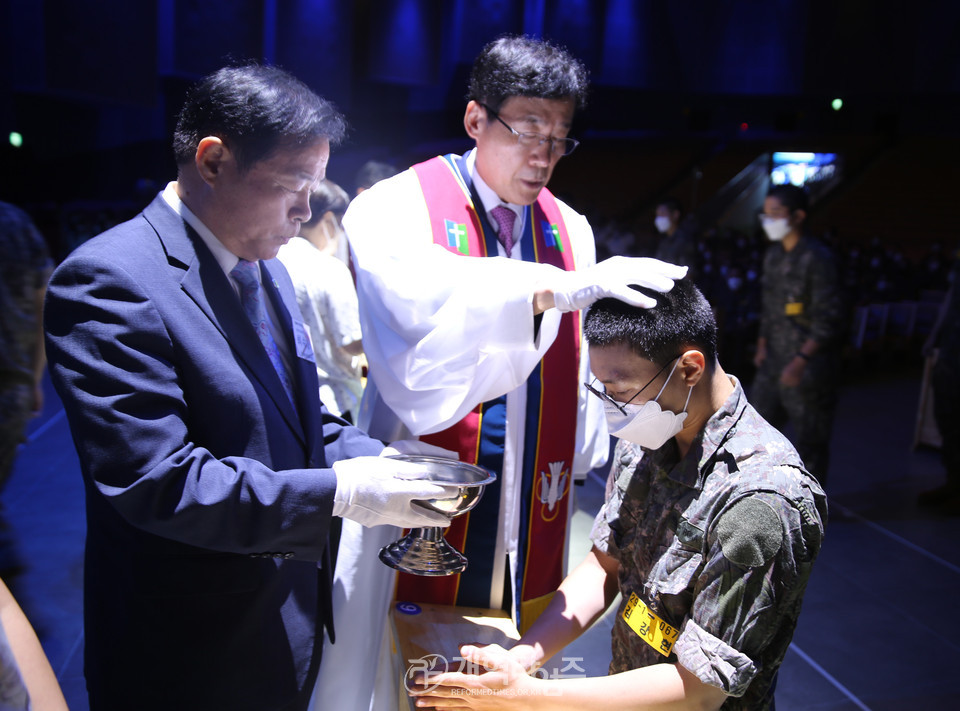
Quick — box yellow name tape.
[622,592,679,657]
[785,302,804,316]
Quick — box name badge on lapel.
[293,321,315,363]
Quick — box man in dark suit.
[44,64,454,711]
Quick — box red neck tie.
[491,205,516,256]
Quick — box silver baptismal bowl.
[378,455,496,576]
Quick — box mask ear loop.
[653,358,682,402]
[653,357,695,414]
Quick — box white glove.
[332,456,459,529]
[552,256,688,312]
[380,439,459,460]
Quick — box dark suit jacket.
[45,194,383,710]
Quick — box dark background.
[4,7,960,707]
[2,0,958,260]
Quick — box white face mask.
[654,215,672,234]
[761,216,791,242]
[602,359,693,450]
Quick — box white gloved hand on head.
[552,256,688,312]
[332,456,459,529]
[380,439,459,460]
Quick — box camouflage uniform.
[591,378,826,710]
[654,219,700,282]
[750,235,846,485]
[0,202,52,488]
[932,249,960,485]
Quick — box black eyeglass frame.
[584,355,681,416]
[479,103,580,157]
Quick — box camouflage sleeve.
[588,463,623,558]
[805,246,845,347]
[588,498,617,557]
[673,485,823,697]
[588,440,643,559]
[757,251,776,342]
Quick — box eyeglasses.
[480,103,580,157]
[757,212,789,224]
[584,355,680,416]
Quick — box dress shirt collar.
[161,182,250,283]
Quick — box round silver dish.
[378,455,496,576]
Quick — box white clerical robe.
[311,149,608,711]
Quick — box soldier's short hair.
[584,279,718,367]
[767,184,809,214]
[656,197,683,215]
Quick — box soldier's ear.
[792,209,807,226]
[678,349,706,387]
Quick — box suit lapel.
[143,197,306,444]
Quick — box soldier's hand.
[780,357,806,388]
[753,338,767,368]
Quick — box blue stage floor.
[5,363,959,710]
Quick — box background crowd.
[593,208,956,379]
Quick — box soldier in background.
[654,197,700,282]
[751,184,846,487]
[919,244,960,514]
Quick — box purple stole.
[399,154,580,632]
